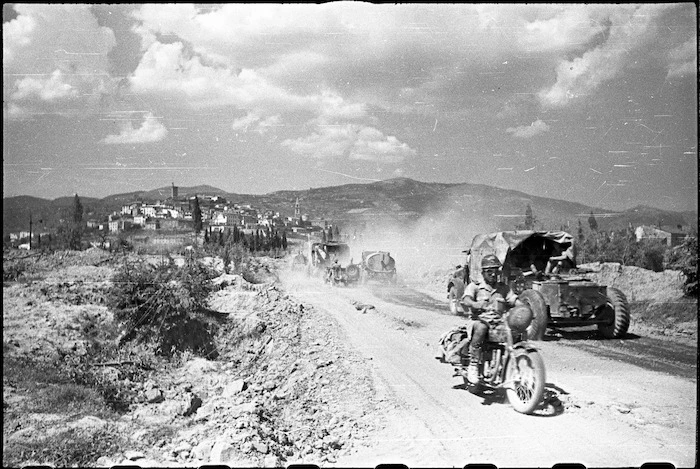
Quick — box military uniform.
[441,279,518,365]
[463,279,518,325]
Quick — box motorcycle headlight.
[507,305,533,333]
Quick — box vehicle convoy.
[359,250,397,284]
[464,230,631,340]
[308,241,360,286]
[448,303,546,415]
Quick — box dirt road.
[281,273,697,468]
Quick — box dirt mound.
[579,262,686,303]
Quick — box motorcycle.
[453,305,546,415]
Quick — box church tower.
[294,197,300,220]
[171,182,179,199]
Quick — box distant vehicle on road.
[359,250,397,284]
[308,241,361,286]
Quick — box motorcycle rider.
[460,254,523,383]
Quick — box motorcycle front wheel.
[505,350,545,414]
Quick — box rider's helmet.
[507,304,534,333]
[481,254,502,270]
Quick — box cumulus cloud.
[11,70,77,102]
[101,113,168,144]
[281,124,415,163]
[318,92,367,122]
[667,36,697,79]
[538,4,672,108]
[232,113,282,134]
[2,10,36,64]
[2,4,116,117]
[129,41,318,113]
[519,5,609,52]
[506,119,550,138]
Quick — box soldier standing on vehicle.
[460,254,523,383]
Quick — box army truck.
[308,241,360,286]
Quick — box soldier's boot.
[466,341,483,384]
[466,358,480,384]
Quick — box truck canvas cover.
[468,230,575,284]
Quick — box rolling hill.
[3,178,696,240]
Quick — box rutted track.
[370,282,698,381]
[552,333,698,380]
[282,274,697,467]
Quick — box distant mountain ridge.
[3,178,696,237]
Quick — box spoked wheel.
[505,350,546,414]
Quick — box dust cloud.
[341,205,497,282]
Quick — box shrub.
[106,257,221,357]
[632,239,667,272]
[664,236,698,296]
[3,425,127,468]
[3,258,27,281]
[579,231,670,273]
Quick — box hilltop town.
[7,183,333,251]
[5,178,695,254]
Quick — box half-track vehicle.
[464,230,630,340]
[359,250,397,284]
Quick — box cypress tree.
[524,204,535,230]
[588,212,598,232]
[70,194,83,250]
[192,196,203,233]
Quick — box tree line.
[521,204,697,296]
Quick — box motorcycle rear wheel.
[505,350,545,414]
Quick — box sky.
[3,3,697,212]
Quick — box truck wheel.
[518,289,548,341]
[597,287,630,339]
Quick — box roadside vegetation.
[107,255,221,357]
[2,243,270,467]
